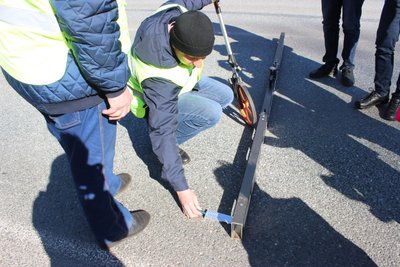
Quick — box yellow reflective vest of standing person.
[127,3,203,118]
[0,0,131,85]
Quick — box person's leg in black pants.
[309,0,342,79]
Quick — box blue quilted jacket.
[2,0,130,115]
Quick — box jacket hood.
[132,10,181,68]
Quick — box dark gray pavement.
[0,1,399,266]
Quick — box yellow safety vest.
[0,0,131,85]
[128,4,203,118]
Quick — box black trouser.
[374,0,400,98]
[321,0,364,68]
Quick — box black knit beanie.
[170,10,215,57]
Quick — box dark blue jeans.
[43,102,133,246]
[374,0,400,98]
[321,0,365,68]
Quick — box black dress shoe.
[104,210,150,250]
[340,66,355,87]
[384,97,400,121]
[179,148,191,164]
[355,90,389,109]
[116,173,132,196]
[309,63,338,79]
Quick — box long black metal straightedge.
[231,32,285,239]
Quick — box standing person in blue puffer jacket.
[128,0,234,219]
[0,0,149,249]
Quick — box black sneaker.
[179,148,191,164]
[340,66,355,87]
[309,63,338,79]
[104,210,150,249]
[384,97,400,121]
[355,90,389,109]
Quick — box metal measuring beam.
[231,32,285,239]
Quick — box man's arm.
[142,78,187,191]
[142,78,202,218]
[50,0,130,94]
[50,0,132,120]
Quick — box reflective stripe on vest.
[116,0,131,55]
[128,52,202,118]
[0,0,131,85]
[130,53,201,94]
[0,5,60,33]
[0,0,68,84]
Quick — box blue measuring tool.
[200,209,232,224]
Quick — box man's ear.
[168,21,175,32]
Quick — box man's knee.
[202,102,222,127]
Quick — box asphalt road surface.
[0,1,399,266]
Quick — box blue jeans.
[374,0,400,98]
[2,65,133,246]
[321,0,364,68]
[176,76,234,144]
[43,102,133,245]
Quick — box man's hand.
[102,86,132,120]
[177,189,202,219]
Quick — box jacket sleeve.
[142,78,189,192]
[50,0,130,94]
[163,0,212,10]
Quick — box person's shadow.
[211,22,398,266]
[119,116,181,205]
[269,40,400,225]
[32,147,124,266]
[215,162,376,266]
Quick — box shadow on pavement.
[119,116,180,206]
[215,164,377,267]
[269,41,400,224]
[212,23,276,118]
[212,24,390,266]
[245,183,377,267]
[32,154,124,266]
